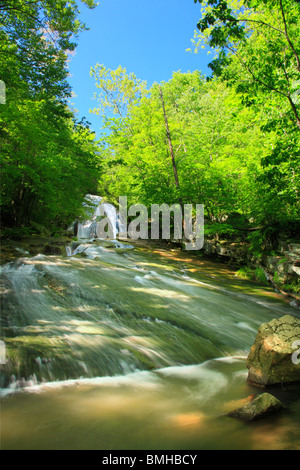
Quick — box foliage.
[91,49,299,250]
[90,64,148,118]
[0,96,101,228]
[235,266,269,285]
[2,0,299,251]
[91,67,278,233]
[0,0,97,102]
[0,0,102,231]
[190,0,300,235]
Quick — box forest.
[1,0,300,451]
[1,0,299,258]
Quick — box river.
[1,238,300,450]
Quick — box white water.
[1,239,300,449]
[76,194,119,240]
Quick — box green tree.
[1,96,101,228]
[192,0,300,236]
[0,0,97,102]
[0,0,102,232]
[90,64,148,118]
[193,0,300,131]
[91,68,270,236]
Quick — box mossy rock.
[227,393,284,421]
[247,315,300,386]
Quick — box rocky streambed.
[226,314,300,422]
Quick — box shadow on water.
[1,239,299,449]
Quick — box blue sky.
[67,0,211,137]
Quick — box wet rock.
[43,244,66,255]
[227,393,284,421]
[247,315,300,386]
[292,261,300,276]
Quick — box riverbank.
[0,232,74,265]
[201,237,300,303]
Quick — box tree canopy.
[90,0,299,250]
[193,0,300,130]
[0,0,102,232]
[1,0,299,251]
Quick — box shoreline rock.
[202,238,300,298]
[246,315,300,387]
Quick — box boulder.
[247,315,300,386]
[226,393,284,421]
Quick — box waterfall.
[76,195,118,240]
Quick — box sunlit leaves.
[192,0,300,130]
[0,0,102,229]
[0,97,101,227]
[90,64,148,119]
[0,0,97,101]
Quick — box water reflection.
[2,358,300,450]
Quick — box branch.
[237,16,285,36]
[227,45,289,99]
[279,0,300,73]
[0,2,42,24]
[0,48,27,63]
[287,95,300,131]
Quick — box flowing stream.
[1,238,300,450]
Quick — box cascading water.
[1,233,300,449]
[75,194,120,241]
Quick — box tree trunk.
[159,86,181,192]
